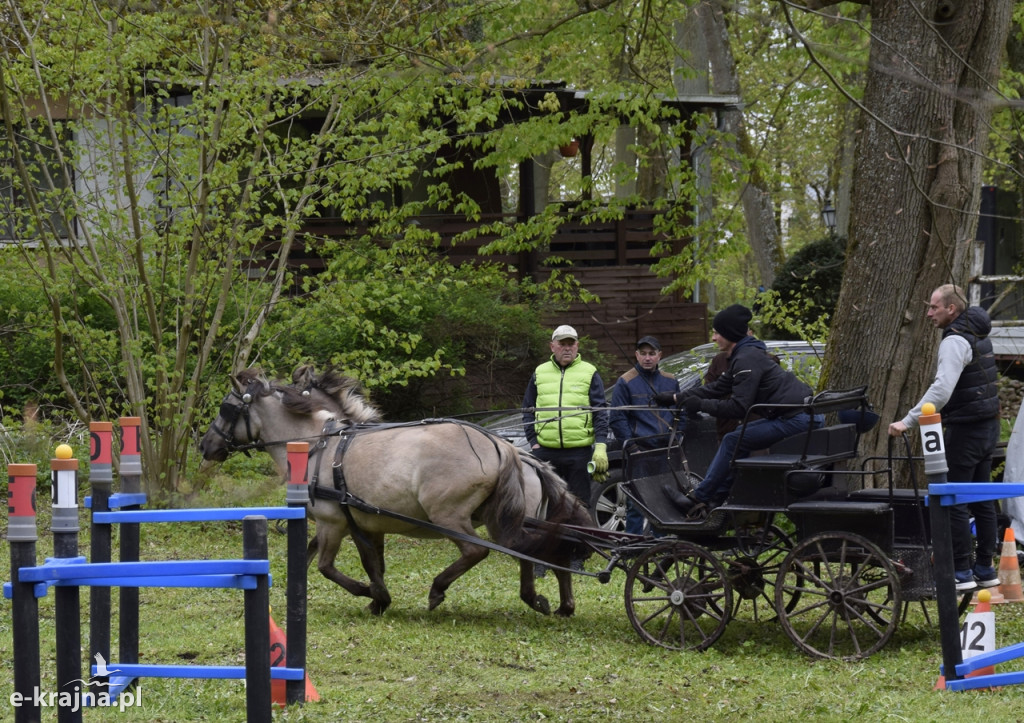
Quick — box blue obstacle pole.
[8,463,41,723]
[89,421,114,697]
[52,454,82,723]
[285,441,309,706]
[243,516,272,723]
[118,417,143,672]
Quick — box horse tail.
[483,437,530,549]
[512,450,593,560]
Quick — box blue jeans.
[694,413,824,505]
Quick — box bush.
[763,236,845,340]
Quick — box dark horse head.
[198,366,381,463]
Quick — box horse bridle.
[208,386,264,454]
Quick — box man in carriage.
[654,304,821,521]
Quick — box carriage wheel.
[624,540,732,652]
[723,523,800,623]
[775,531,901,661]
[590,478,629,533]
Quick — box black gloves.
[683,395,703,414]
[652,391,676,407]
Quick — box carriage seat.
[732,423,859,471]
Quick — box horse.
[198,366,593,617]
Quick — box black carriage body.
[612,387,947,661]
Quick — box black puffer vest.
[942,306,999,424]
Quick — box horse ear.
[292,364,315,387]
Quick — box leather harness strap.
[303,418,592,575]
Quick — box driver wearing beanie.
[713,304,753,343]
[653,304,822,520]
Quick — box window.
[0,123,72,241]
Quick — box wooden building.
[254,84,740,377]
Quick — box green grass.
[2,475,1023,722]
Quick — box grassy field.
[3,471,1024,722]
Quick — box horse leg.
[314,520,374,602]
[551,567,577,617]
[518,560,551,615]
[428,540,490,611]
[349,531,391,616]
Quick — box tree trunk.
[699,0,785,289]
[825,0,1013,467]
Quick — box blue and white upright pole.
[921,402,963,685]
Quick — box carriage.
[568,385,954,661]
[199,369,956,664]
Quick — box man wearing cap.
[654,304,820,520]
[523,324,609,512]
[610,335,684,534]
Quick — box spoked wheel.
[723,523,799,623]
[590,478,628,533]
[624,540,732,652]
[775,531,902,661]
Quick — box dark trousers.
[946,417,1001,572]
[695,413,824,505]
[533,445,593,508]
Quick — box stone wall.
[999,375,1023,422]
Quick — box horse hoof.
[428,593,446,611]
[555,606,575,618]
[367,601,388,616]
[532,595,551,615]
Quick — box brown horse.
[198,366,592,616]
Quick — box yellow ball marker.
[54,444,74,460]
[921,402,935,416]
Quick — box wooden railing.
[252,208,686,275]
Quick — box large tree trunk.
[824,0,1012,467]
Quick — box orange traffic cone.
[934,589,996,689]
[998,528,1024,603]
[270,613,320,707]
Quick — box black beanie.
[713,304,752,343]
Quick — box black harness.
[207,388,264,455]
[211,394,584,571]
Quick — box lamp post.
[821,199,837,240]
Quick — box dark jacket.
[943,306,1000,424]
[610,364,682,445]
[688,336,811,419]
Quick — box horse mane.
[285,364,383,424]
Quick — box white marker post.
[921,402,963,685]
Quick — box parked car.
[482,339,826,530]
